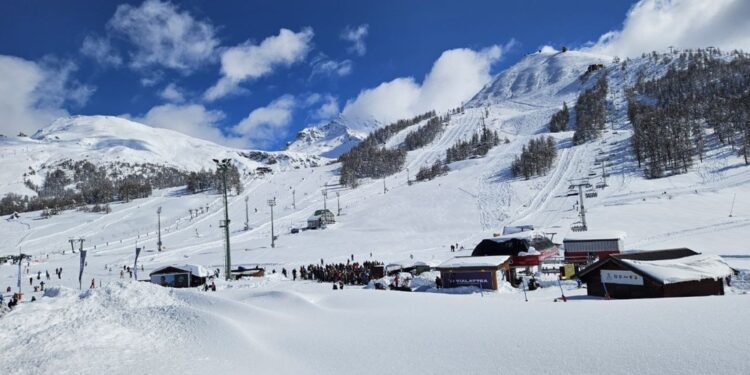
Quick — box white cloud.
[108,0,219,72]
[310,54,352,78]
[131,103,250,147]
[0,55,94,136]
[204,28,314,101]
[341,45,505,124]
[159,82,185,103]
[314,95,340,120]
[341,24,369,56]
[232,95,296,148]
[80,35,122,67]
[588,0,750,57]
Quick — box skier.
[292,269,297,281]
[282,268,287,278]
[120,270,124,279]
[90,278,96,289]
[45,270,50,280]
[40,281,45,291]
[37,271,41,280]
[450,245,455,252]
[29,277,33,286]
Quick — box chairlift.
[585,190,598,198]
[570,222,587,232]
[566,190,579,197]
[596,182,607,189]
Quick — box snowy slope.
[0,115,321,196]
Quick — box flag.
[134,247,142,280]
[79,250,87,289]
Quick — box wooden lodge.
[576,249,734,299]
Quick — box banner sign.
[601,269,643,286]
[79,250,87,289]
[446,271,494,289]
[134,247,142,280]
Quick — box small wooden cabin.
[150,264,209,288]
[436,256,510,290]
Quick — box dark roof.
[472,236,555,257]
[149,266,192,276]
[614,248,698,261]
[575,248,700,280]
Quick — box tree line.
[511,136,558,179]
[627,49,750,178]
[338,111,436,187]
[402,115,449,151]
[549,102,569,132]
[573,75,608,145]
[445,123,502,163]
[185,165,243,195]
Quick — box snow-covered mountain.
[286,114,379,158]
[0,115,321,196]
[468,49,612,106]
[286,117,369,158]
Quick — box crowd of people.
[272,258,384,288]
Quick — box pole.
[578,184,587,230]
[406,168,410,185]
[222,169,231,280]
[729,193,737,217]
[244,196,249,230]
[292,189,296,209]
[336,192,341,216]
[157,206,162,252]
[322,189,328,211]
[601,163,607,187]
[268,198,276,248]
[213,158,232,281]
[383,178,387,194]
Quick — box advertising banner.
[447,271,494,289]
[601,269,643,286]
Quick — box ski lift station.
[563,230,626,264]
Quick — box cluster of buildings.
[436,227,735,299]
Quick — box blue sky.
[1,0,748,150]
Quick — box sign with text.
[601,270,643,286]
[446,271,494,289]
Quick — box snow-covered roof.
[564,230,626,241]
[437,256,510,269]
[620,255,733,284]
[151,264,210,277]
[489,230,537,243]
[385,260,432,271]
